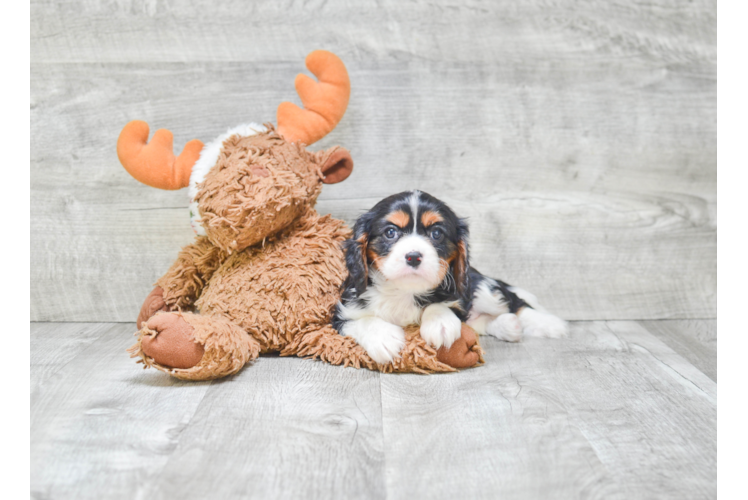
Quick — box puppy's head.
[345,190,469,295]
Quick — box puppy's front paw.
[486,313,523,342]
[360,321,406,365]
[420,304,462,349]
[519,308,569,338]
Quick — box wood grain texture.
[31,322,113,394]
[30,59,716,321]
[31,0,716,65]
[380,337,622,500]
[31,323,214,500]
[31,0,715,322]
[30,322,385,500]
[639,319,717,382]
[140,355,385,500]
[31,320,716,499]
[521,321,716,499]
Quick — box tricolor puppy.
[332,190,568,364]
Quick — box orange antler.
[116,120,204,190]
[277,50,350,145]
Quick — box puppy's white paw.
[486,313,523,342]
[420,303,462,349]
[341,317,407,364]
[519,308,568,338]
[360,321,406,364]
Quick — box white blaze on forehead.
[407,190,421,232]
[188,123,267,235]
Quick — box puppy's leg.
[506,285,568,338]
[466,278,516,341]
[465,313,493,336]
[485,313,523,342]
[420,303,462,349]
[467,273,568,340]
[338,317,406,364]
[516,306,569,338]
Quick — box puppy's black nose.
[405,251,422,268]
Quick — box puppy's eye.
[430,228,443,241]
[384,227,398,239]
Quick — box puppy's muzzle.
[405,251,423,268]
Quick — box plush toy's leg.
[128,311,260,381]
[136,286,173,330]
[281,324,378,370]
[435,324,483,368]
[282,323,483,373]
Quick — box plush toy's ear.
[319,146,353,184]
[343,211,375,296]
[452,218,470,296]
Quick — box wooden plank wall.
[30,0,716,322]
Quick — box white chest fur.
[363,285,424,326]
[338,275,426,327]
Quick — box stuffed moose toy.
[118,50,483,380]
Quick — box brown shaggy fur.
[128,311,261,380]
[129,127,482,380]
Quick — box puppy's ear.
[452,218,470,295]
[343,211,375,296]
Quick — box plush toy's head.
[116,50,353,252]
[190,126,352,251]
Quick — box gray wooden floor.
[31,320,716,499]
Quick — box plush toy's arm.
[155,236,229,310]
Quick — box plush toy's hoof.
[141,313,205,369]
[130,312,260,380]
[137,286,171,330]
[436,324,481,368]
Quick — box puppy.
[332,190,568,364]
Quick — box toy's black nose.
[405,252,422,268]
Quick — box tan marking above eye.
[421,210,443,227]
[387,210,410,229]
